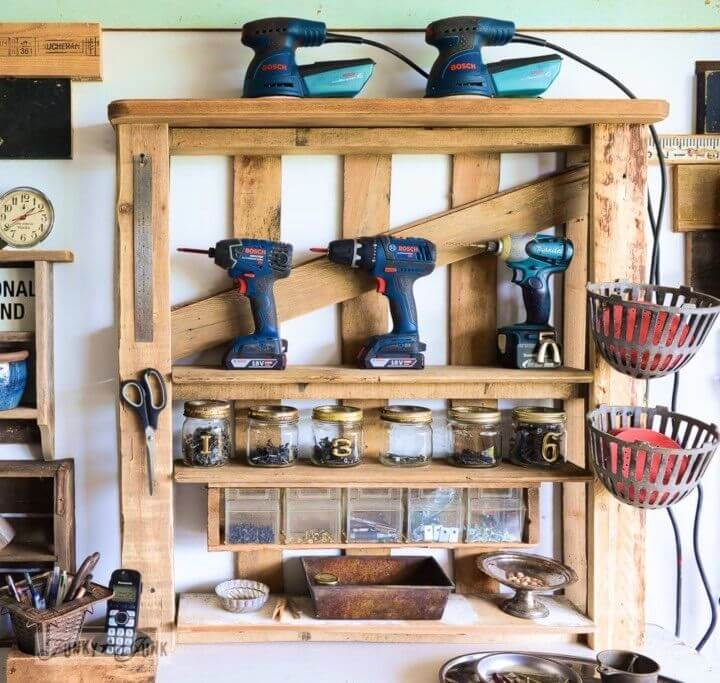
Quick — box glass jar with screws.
[246,405,299,467]
[379,405,433,467]
[182,400,233,467]
[311,405,363,467]
[510,407,567,468]
[447,406,502,468]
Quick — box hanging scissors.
[120,368,167,496]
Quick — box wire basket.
[587,405,719,509]
[0,572,111,656]
[587,281,720,379]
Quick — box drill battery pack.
[497,324,561,369]
[224,339,288,370]
[357,334,426,370]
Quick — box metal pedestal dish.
[477,552,577,620]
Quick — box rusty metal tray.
[440,651,683,683]
[301,555,454,620]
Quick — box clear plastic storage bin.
[406,488,464,543]
[465,488,527,543]
[346,488,403,543]
[224,488,280,545]
[283,488,342,544]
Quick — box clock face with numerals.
[0,187,54,248]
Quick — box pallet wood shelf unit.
[110,97,666,651]
[0,249,74,459]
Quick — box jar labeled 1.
[246,405,299,467]
[510,406,566,467]
[311,405,363,467]
[182,400,233,467]
[379,406,433,467]
[447,406,501,468]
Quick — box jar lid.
[448,406,501,424]
[183,400,232,420]
[312,405,363,423]
[314,572,339,586]
[512,406,566,424]
[380,405,432,424]
[248,405,299,423]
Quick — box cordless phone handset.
[102,568,142,656]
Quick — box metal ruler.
[649,134,720,163]
[133,154,153,342]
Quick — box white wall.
[0,29,718,664]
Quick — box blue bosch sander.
[424,16,562,98]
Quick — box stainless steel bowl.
[215,579,269,613]
[475,653,583,683]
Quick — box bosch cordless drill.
[478,233,573,369]
[318,236,436,369]
[424,16,562,98]
[241,17,375,98]
[178,239,293,370]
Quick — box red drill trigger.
[375,277,387,294]
[236,278,248,295]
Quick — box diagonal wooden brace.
[171,165,589,360]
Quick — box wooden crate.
[109,97,666,650]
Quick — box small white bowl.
[215,579,269,613]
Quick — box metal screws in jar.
[311,405,363,467]
[510,406,566,468]
[447,406,502,468]
[379,405,433,467]
[182,400,233,467]
[246,405,299,467]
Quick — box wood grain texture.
[170,126,588,156]
[0,250,73,263]
[0,22,101,80]
[176,592,593,644]
[176,458,592,489]
[588,124,648,650]
[172,166,590,359]
[672,164,720,231]
[108,98,669,128]
[562,149,589,613]
[116,123,175,649]
[53,458,75,572]
[230,154,285,590]
[34,260,54,459]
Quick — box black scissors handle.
[120,380,150,431]
[120,368,167,431]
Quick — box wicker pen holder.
[587,405,719,509]
[0,572,111,657]
[587,281,720,379]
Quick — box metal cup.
[597,650,660,683]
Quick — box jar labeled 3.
[311,405,363,467]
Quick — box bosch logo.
[450,62,477,71]
[388,244,397,252]
[261,63,287,71]
[397,245,418,253]
[244,247,265,255]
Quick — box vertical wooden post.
[116,123,175,647]
[34,261,54,460]
[449,152,501,594]
[341,154,391,557]
[231,155,285,593]
[588,124,648,649]
[562,149,590,613]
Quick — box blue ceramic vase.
[0,351,29,411]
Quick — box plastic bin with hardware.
[283,488,343,544]
[407,488,464,543]
[224,488,280,545]
[465,488,527,543]
[346,488,403,543]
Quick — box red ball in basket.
[609,427,689,505]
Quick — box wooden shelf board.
[0,331,34,342]
[209,541,531,552]
[175,457,592,488]
[0,250,73,264]
[176,592,595,644]
[172,364,593,400]
[0,539,55,562]
[0,407,38,420]
[109,98,668,129]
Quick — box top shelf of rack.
[0,250,73,264]
[108,98,668,129]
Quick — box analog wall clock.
[0,187,55,248]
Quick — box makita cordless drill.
[315,236,436,369]
[477,233,573,369]
[178,239,293,370]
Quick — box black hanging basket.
[587,404,719,509]
[587,281,720,379]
